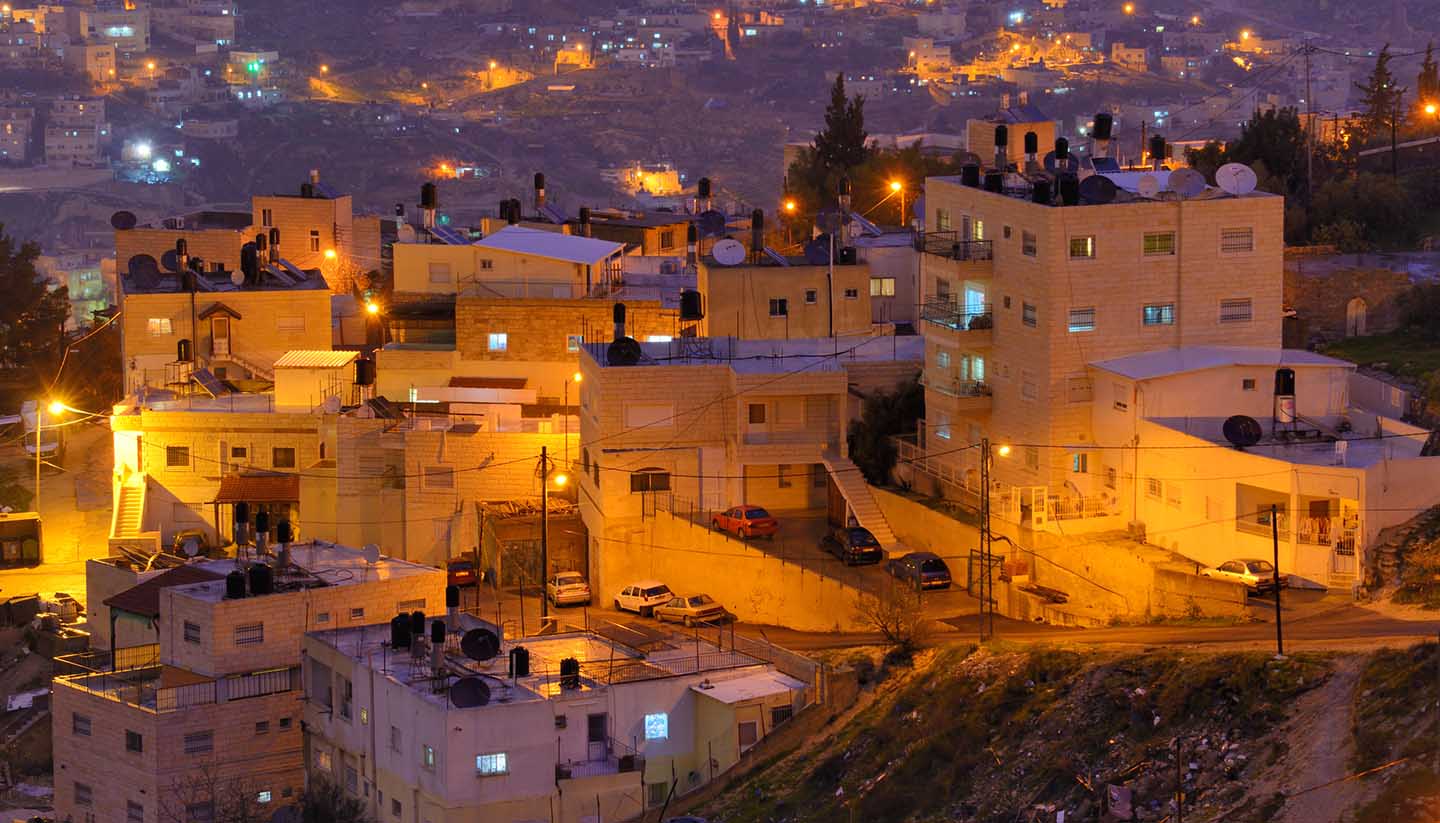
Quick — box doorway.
[586,713,608,761]
[212,316,231,356]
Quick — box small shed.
[273,349,359,409]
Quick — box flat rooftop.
[931,170,1279,206]
[1150,415,1429,469]
[583,334,924,373]
[164,542,440,604]
[132,210,252,231]
[311,617,771,709]
[1091,346,1349,381]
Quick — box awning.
[691,670,806,704]
[104,565,225,620]
[211,473,300,504]
[198,302,242,320]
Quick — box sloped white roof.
[273,350,359,369]
[691,670,806,704]
[473,225,624,266]
[1090,347,1349,381]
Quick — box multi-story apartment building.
[64,42,117,82]
[698,252,874,339]
[118,255,332,393]
[52,543,446,823]
[115,209,253,276]
[910,169,1284,504]
[576,333,922,595]
[303,616,815,823]
[64,2,150,54]
[0,104,34,163]
[46,96,109,166]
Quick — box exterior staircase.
[222,350,275,382]
[111,479,147,540]
[821,452,899,549]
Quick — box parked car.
[1201,559,1288,593]
[654,594,727,626]
[614,580,674,616]
[546,571,592,607]
[885,552,953,590]
[821,525,883,565]
[711,505,779,540]
[446,558,478,588]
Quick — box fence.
[914,233,994,262]
[54,643,160,677]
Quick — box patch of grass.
[1319,332,1440,381]
[1391,511,1440,608]
[1353,644,1439,770]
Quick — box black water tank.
[275,520,293,544]
[559,656,580,689]
[679,289,703,321]
[421,182,438,210]
[248,563,273,596]
[225,569,247,599]
[751,208,763,230]
[300,182,314,198]
[838,175,852,199]
[686,222,697,243]
[409,610,425,635]
[354,358,375,386]
[255,233,267,252]
[445,585,460,609]
[1150,134,1167,164]
[176,238,188,258]
[1024,131,1039,155]
[268,228,280,250]
[1094,112,1114,141]
[430,619,446,645]
[254,510,270,534]
[1031,179,1052,205]
[177,339,192,363]
[510,646,530,678]
[234,501,250,525]
[394,202,405,218]
[697,177,711,199]
[961,164,981,187]
[1274,368,1296,396]
[390,614,410,648]
[1055,138,1070,161]
[1059,174,1081,206]
[240,244,258,282]
[994,124,1008,147]
[983,171,1004,193]
[533,172,545,192]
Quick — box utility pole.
[1272,504,1284,657]
[1392,96,1401,177]
[33,406,41,514]
[539,446,551,622]
[979,438,992,642]
[1304,41,1314,200]
[1174,737,1184,823]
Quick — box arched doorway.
[1345,297,1367,337]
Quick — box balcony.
[55,664,299,714]
[923,376,993,413]
[737,430,838,463]
[915,232,993,264]
[920,298,993,345]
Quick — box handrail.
[914,232,994,261]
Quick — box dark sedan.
[821,526,884,565]
[885,552,953,590]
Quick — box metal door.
[587,713,608,761]
[212,316,230,356]
[1029,487,1049,529]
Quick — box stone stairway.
[111,480,146,539]
[821,452,899,549]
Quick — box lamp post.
[34,400,66,513]
[538,447,568,624]
[889,180,904,227]
[563,371,582,467]
[977,438,1011,642]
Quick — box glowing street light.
[997,444,1012,457]
[1426,102,1438,116]
[1122,2,1135,14]
[1240,29,1252,41]
[888,180,906,226]
[319,63,329,74]
[552,472,569,488]
[489,60,498,70]
[365,301,380,316]
[1190,14,1200,24]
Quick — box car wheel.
[711,520,721,531]
[683,616,693,627]
[641,606,653,618]
[614,598,622,611]
[739,528,748,540]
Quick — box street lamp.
[563,371,582,467]
[319,64,329,74]
[977,438,1012,642]
[33,401,67,513]
[889,180,905,226]
[1123,2,1135,14]
[323,248,337,261]
[537,447,567,622]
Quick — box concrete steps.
[111,480,146,539]
[821,452,899,549]
[222,350,275,382]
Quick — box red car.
[711,506,779,540]
[447,559,478,588]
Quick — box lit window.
[566,334,583,351]
[147,318,173,335]
[936,351,950,369]
[1067,307,1096,333]
[1143,231,1176,256]
[315,750,333,772]
[1219,298,1252,323]
[1143,303,1175,325]
[645,335,673,342]
[488,332,508,351]
[422,745,435,769]
[870,277,895,297]
[1220,227,1254,253]
[1068,236,1095,258]
[644,712,669,740]
[476,753,508,775]
[1071,453,1089,473]
[257,790,272,804]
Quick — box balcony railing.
[741,430,836,446]
[915,232,993,262]
[920,298,993,333]
[924,376,992,399]
[56,664,299,714]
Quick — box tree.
[855,581,930,654]
[1356,45,1407,143]
[0,225,70,381]
[159,766,271,823]
[1311,172,1415,249]
[847,376,924,485]
[1185,109,1306,196]
[813,73,871,173]
[1418,42,1439,107]
[300,776,372,823]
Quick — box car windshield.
[1246,561,1275,574]
[688,595,714,606]
[920,559,948,573]
[744,508,771,519]
[556,573,584,584]
[643,585,671,597]
[847,529,878,545]
[449,561,473,570]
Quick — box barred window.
[183,620,201,643]
[1021,302,1037,327]
[234,622,264,646]
[1143,232,1176,256]
[184,731,214,754]
[1068,235,1095,258]
[631,469,670,493]
[1067,307,1096,333]
[1022,230,1037,257]
[1219,298,1253,323]
[1220,227,1254,253]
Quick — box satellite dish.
[449,676,492,708]
[1078,175,1117,205]
[803,235,832,266]
[460,628,500,661]
[606,336,643,366]
[110,211,137,231]
[160,249,181,272]
[711,238,746,266]
[230,269,245,286]
[1215,162,1259,196]
[1136,174,1161,199]
[698,210,726,237]
[1222,415,1264,449]
[1169,168,1206,198]
[181,537,200,557]
[362,543,380,565]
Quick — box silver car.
[546,571,592,606]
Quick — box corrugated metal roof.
[104,565,225,620]
[691,670,806,704]
[473,225,624,266]
[273,350,359,369]
[211,473,301,504]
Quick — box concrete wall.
[594,510,869,632]
[84,560,164,651]
[699,260,873,339]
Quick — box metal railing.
[920,298,993,333]
[740,430,836,446]
[57,666,217,713]
[557,736,645,780]
[1047,495,1116,521]
[923,376,992,399]
[915,232,993,261]
[54,644,160,676]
